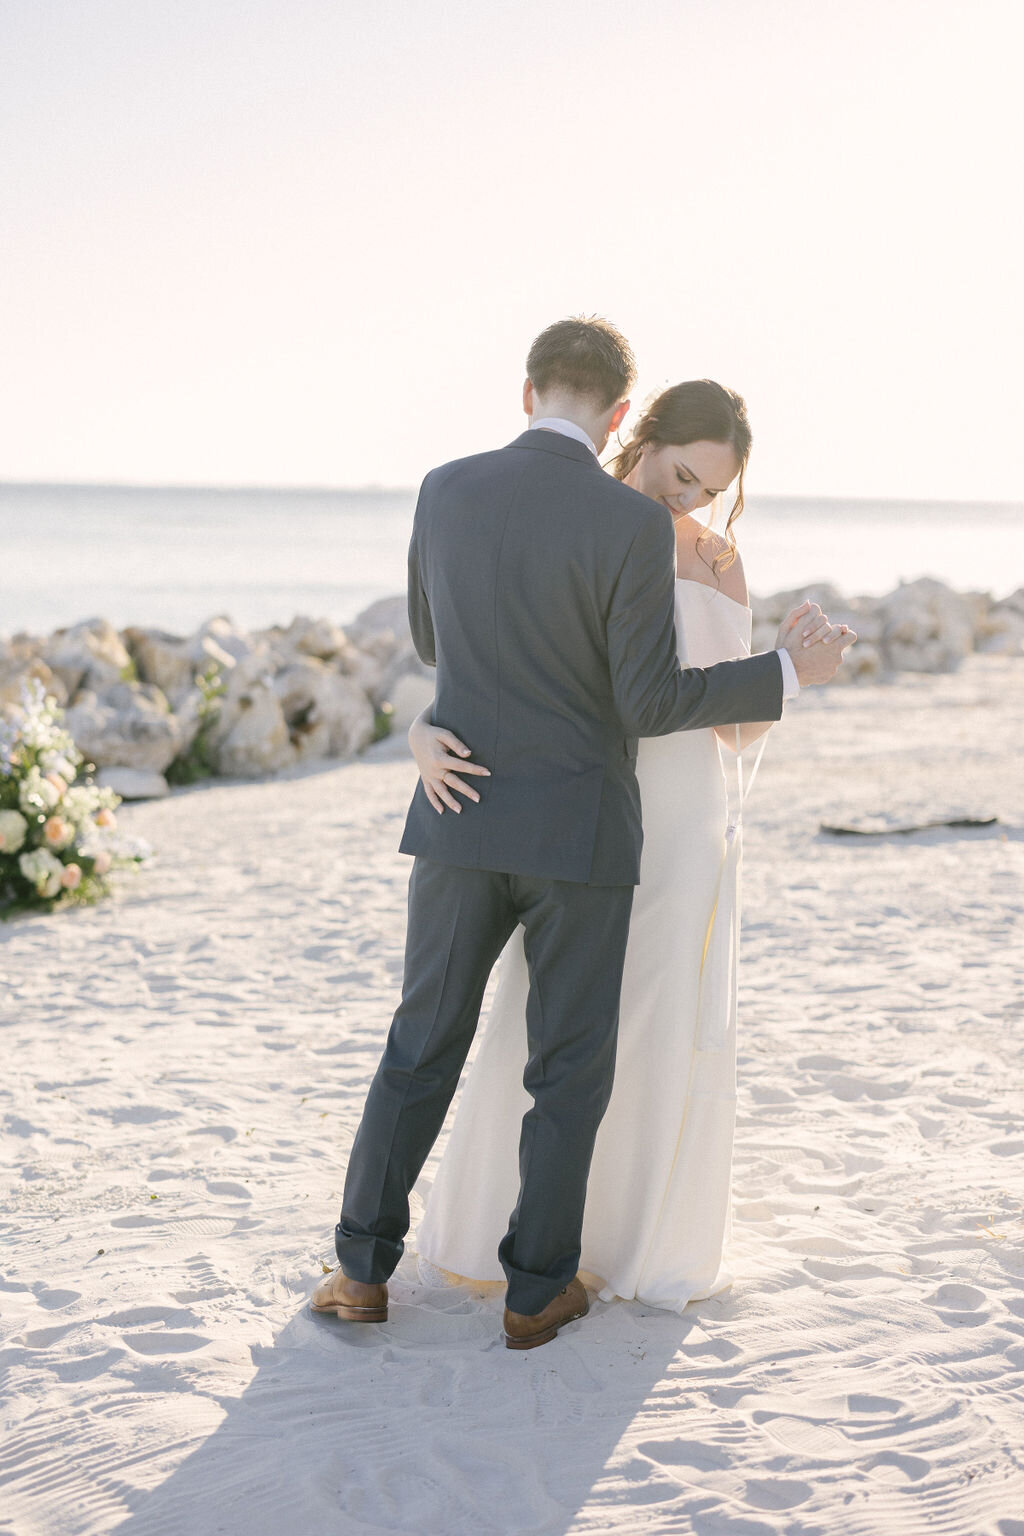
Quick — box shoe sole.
[503,1295,589,1350]
[309,1301,388,1322]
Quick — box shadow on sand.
[107,1259,700,1535]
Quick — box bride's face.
[628,438,741,517]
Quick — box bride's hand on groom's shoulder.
[408,715,491,815]
[778,600,857,686]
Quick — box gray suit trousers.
[335,856,634,1315]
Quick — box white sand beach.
[2,651,1023,1536]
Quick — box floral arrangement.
[0,680,151,919]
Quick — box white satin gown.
[414,578,765,1313]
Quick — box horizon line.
[0,477,1021,512]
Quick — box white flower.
[0,809,29,854]
[64,785,102,820]
[40,750,79,781]
[18,846,64,898]
[18,767,61,815]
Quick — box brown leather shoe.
[310,1268,388,1322]
[503,1276,590,1350]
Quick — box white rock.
[977,605,1024,656]
[64,683,184,772]
[43,617,133,698]
[273,659,376,762]
[996,586,1024,617]
[0,654,68,709]
[749,584,845,628]
[750,620,778,656]
[879,578,974,673]
[281,614,356,665]
[207,683,297,776]
[349,594,410,644]
[385,671,437,735]
[831,639,883,683]
[124,625,241,709]
[96,766,170,799]
[123,628,193,704]
[194,616,254,664]
[345,648,389,700]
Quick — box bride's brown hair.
[606,380,752,579]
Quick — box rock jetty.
[1,580,1019,795]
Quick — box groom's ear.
[608,398,631,434]
[523,378,535,417]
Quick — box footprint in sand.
[742,1476,813,1510]
[161,1215,239,1238]
[32,1286,81,1310]
[755,1413,850,1458]
[744,1144,835,1169]
[925,1282,989,1326]
[802,1258,892,1281]
[22,1322,80,1347]
[847,1393,902,1415]
[187,1124,238,1143]
[88,1104,181,1125]
[52,1347,126,1382]
[637,1439,732,1474]
[825,1073,910,1101]
[863,1450,930,1483]
[123,1331,210,1354]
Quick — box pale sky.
[2,0,1021,499]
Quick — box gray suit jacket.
[399,429,783,884]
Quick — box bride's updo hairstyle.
[607,380,752,578]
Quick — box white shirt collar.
[529,417,598,458]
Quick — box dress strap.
[695,726,772,1047]
[733,725,770,831]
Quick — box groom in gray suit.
[313,317,849,1348]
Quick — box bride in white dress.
[407,381,795,1314]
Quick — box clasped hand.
[778,600,857,686]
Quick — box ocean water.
[1,482,1020,639]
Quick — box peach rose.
[43,815,74,850]
[95,808,117,829]
[45,772,68,797]
[92,849,112,875]
[60,863,82,890]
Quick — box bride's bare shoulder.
[678,524,749,606]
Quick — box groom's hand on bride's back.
[779,600,857,686]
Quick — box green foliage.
[0,681,147,920]
[166,662,227,786]
[373,701,394,743]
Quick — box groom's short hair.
[526,316,637,409]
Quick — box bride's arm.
[715,717,774,752]
[699,545,776,751]
[715,612,850,753]
[409,703,490,815]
